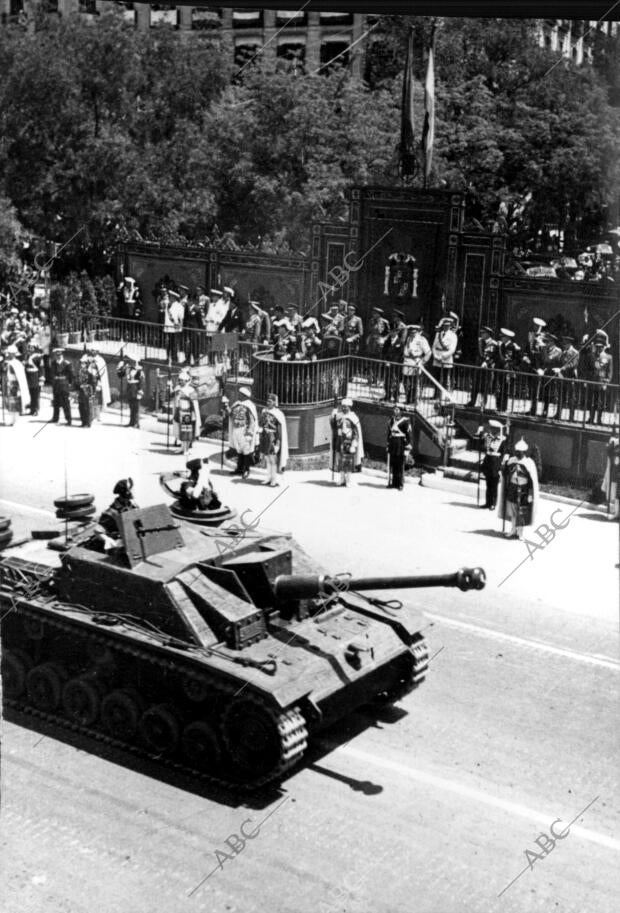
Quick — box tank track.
[1,597,308,792]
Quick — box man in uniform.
[258,393,289,486]
[589,336,613,424]
[50,347,73,425]
[330,397,364,487]
[179,458,221,512]
[205,289,226,333]
[467,326,498,409]
[76,353,98,428]
[98,479,139,547]
[386,405,412,490]
[554,335,579,421]
[476,418,506,509]
[172,370,201,451]
[498,438,540,539]
[321,305,344,354]
[540,332,562,418]
[402,324,431,406]
[602,427,619,520]
[522,317,547,416]
[225,386,258,479]
[117,354,143,428]
[162,289,185,362]
[186,287,206,365]
[221,288,244,333]
[343,304,364,356]
[430,315,458,397]
[299,318,322,360]
[495,328,521,412]
[244,300,270,346]
[383,309,407,402]
[24,341,44,416]
[118,276,140,319]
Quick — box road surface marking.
[424,612,620,671]
[0,498,56,518]
[340,745,620,852]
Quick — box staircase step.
[449,438,469,453]
[443,465,479,483]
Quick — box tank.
[0,503,485,789]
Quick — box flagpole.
[422,20,437,190]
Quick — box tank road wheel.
[181,721,222,771]
[101,689,143,741]
[26,662,68,712]
[221,697,308,783]
[1,649,34,699]
[182,674,211,703]
[374,637,429,705]
[62,676,102,726]
[139,704,181,755]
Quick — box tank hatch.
[117,505,184,567]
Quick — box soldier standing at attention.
[24,341,44,416]
[330,398,364,487]
[476,418,506,510]
[495,328,521,413]
[259,393,289,487]
[386,405,412,490]
[117,354,144,428]
[343,304,364,356]
[50,347,73,425]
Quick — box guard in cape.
[225,386,258,479]
[476,418,506,510]
[498,438,540,540]
[117,354,143,428]
[330,397,364,487]
[172,370,201,452]
[386,405,412,490]
[87,346,111,422]
[259,393,289,487]
[50,347,73,425]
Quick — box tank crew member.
[117,354,143,428]
[430,315,458,397]
[172,370,201,450]
[402,324,431,406]
[77,353,98,428]
[498,438,540,540]
[383,310,407,402]
[259,393,289,486]
[24,341,44,416]
[330,397,364,487]
[476,418,506,510]
[97,478,139,547]
[343,304,364,356]
[50,347,73,425]
[387,405,412,490]
[225,386,258,479]
[495,328,521,412]
[467,326,498,409]
[589,336,613,425]
[179,458,221,511]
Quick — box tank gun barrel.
[274,567,486,601]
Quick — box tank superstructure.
[1,504,485,787]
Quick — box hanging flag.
[421,23,436,186]
[400,27,416,177]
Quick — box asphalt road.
[1,411,619,913]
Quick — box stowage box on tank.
[0,504,485,788]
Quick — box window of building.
[275,10,306,27]
[192,8,222,30]
[150,4,177,28]
[234,42,261,68]
[319,12,353,26]
[233,9,262,29]
[277,41,306,72]
[119,2,135,25]
[320,40,350,71]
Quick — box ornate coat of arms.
[383,252,419,299]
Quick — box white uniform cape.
[173,384,201,439]
[329,408,365,470]
[228,399,259,453]
[94,354,111,405]
[497,455,540,525]
[8,357,30,412]
[602,438,618,503]
[264,406,289,471]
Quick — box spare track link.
[1,598,307,791]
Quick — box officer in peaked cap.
[475,418,506,509]
[524,318,547,416]
[50,346,73,425]
[495,328,521,412]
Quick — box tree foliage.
[0,9,618,264]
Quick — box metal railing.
[451,363,619,428]
[53,312,238,370]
